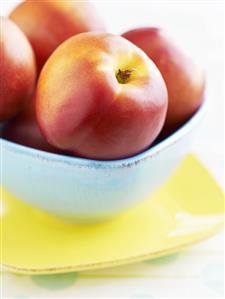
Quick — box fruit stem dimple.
[116,68,135,84]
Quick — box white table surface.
[1,1,224,298]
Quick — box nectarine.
[36,33,168,160]
[2,96,59,153]
[0,17,36,122]
[122,28,205,133]
[10,0,106,73]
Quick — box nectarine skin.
[0,17,36,122]
[10,0,106,73]
[36,33,168,160]
[2,96,60,153]
[122,28,205,133]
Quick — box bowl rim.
[1,99,208,169]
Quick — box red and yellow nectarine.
[10,0,106,73]
[123,28,205,133]
[0,17,36,122]
[36,33,168,160]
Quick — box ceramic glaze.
[1,100,207,223]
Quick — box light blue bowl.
[1,101,207,223]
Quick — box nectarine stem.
[116,68,135,84]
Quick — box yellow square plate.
[1,155,224,275]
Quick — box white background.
[1,0,224,298]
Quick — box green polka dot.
[31,272,78,290]
[145,253,179,264]
[202,262,224,295]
